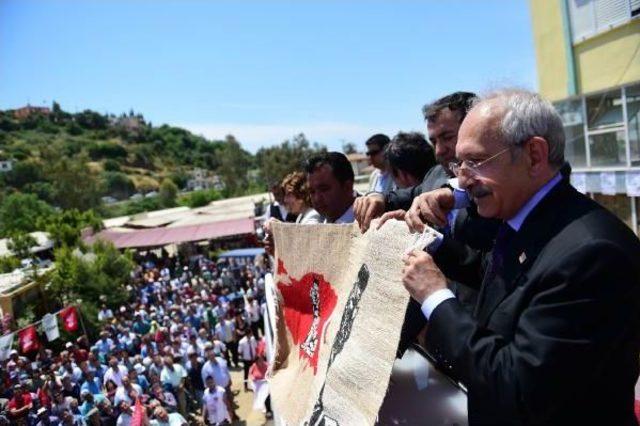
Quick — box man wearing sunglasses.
[401,89,640,424]
[365,134,396,193]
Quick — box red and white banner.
[18,325,39,353]
[59,306,79,332]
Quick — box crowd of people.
[0,252,274,425]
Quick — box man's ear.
[526,136,549,177]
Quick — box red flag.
[59,306,79,332]
[18,325,39,353]
[131,397,147,426]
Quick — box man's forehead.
[308,164,335,183]
[427,108,461,136]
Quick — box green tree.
[180,188,223,208]
[0,256,20,273]
[103,172,135,200]
[0,193,56,236]
[39,209,103,248]
[255,133,326,185]
[7,232,37,260]
[4,159,45,189]
[217,135,253,196]
[49,241,133,335]
[47,155,102,210]
[342,141,358,154]
[103,159,121,172]
[158,178,178,208]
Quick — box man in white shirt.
[160,356,187,416]
[201,349,231,390]
[214,316,236,367]
[103,357,128,387]
[116,400,132,426]
[237,329,258,391]
[245,297,261,338]
[202,375,232,426]
[98,304,114,322]
[305,152,356,224]
[113,375,142,407]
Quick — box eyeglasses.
[449,146,511,177]
[366,149,381,156]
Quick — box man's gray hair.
[476,89,565,167]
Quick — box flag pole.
[76,305,89,340]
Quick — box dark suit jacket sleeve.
[384,184,422,212]
[432,236,486,290]
[426,239,640,423]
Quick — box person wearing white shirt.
[237,330,258,391]
[304,152,357,224]
[214,317,236,366]
[160,356,187,417]
[103,358,128,387]
[98,305,114,322]
[201,350,231,390]
[202,376,233,426]
[113,376,142,407]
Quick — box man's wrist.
[420,288,455,320]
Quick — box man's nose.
[457,171,474,190]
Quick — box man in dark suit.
[354,91,478,232]
[401,89,640,424]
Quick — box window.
[555,100,587,167]
[569,0,638,42]
[586,89,624,129]
[627,84,640,165]
[589,130,627,166]
[594,193,633,229]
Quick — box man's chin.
[474,195,495,218]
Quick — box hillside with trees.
[0,102,327,237]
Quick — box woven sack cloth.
[270,219,432,425]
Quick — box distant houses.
[186,168,224,191]
[11,105,51,120]
[0,160,13,173]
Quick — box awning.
[217,247,265,259]
[85,217,255,249]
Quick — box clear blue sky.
[0,0,537,152]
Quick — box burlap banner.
[270,220,424,425]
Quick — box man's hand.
[354,193,386,233]
[402,250,447,303]
[261,218,281,256]
[405,188,455,232]
[376,209,406,230]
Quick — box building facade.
[531,0,640,232]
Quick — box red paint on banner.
[277,263,337,375]
[277,258,288,275]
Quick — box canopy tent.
[85,217,255,249]
[217,247,265,259]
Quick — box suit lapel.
[476,179,577,326]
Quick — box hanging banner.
[60,306,79,332]
[18,325,39,353]
[571,172,587,194]
[42,313,60,342]
[0,332,14,361]
[626,172,640,196]
[600,172,617,195]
